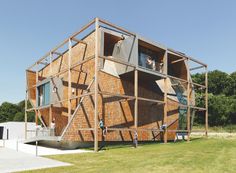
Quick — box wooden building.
[25,18,208,151]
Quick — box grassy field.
[21,137,236,173]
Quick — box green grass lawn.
[21,137,236,173]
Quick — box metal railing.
[36,127,55,137]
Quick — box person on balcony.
[146,56,156,71]
[156,59,164,73]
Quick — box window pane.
[38,86,43,106]
[43,82,50,105]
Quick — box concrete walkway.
[0,139,92,172]
[1,139,90,156]
[0,148,71,173]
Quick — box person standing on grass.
[99,118,107,150]
[51,118,56,136]
[133,131,138,148]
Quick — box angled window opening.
[103,32,122,56]
[37,82,50,107]
[138,40,165,73]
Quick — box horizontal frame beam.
[31,92,94,111]
[99,55,136,68]
[191,82,206,89]
[99,91,165,104]
[52,51,63,56]
[171,58,186,64]
[99,18,135,36]
[167,75,188,83]
[99,91,135,100]
[71,37,87,44]
[138,97,164,104]
[137,67,166,79]
[190,65,205,71]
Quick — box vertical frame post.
[134,69,138,128]
[49,52,53,75]
[94,18,99,152]
[68,39,72,121]
[49,106,52,128]
[187,59,191,141]
[163,51,168,143]
[35,110,38,126]
[134,68,138,145]
[49,52,53,126]
[205,66,208,137]
[36,62,39,125]
[25,90,28,140]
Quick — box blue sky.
[0,0,235,104]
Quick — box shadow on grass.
[98,138,204,151]
[75,137,206,152]
[190,137,205,141]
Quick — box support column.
[49,106,52,127]
[187,59,191,141]
[25,90,28,140]
[35,62,39,126]
[50,52,53,75]
[35,110,38,125]
[68,39,72,121]
[134,69,138,128]
[94,18,99,152]
[163,51,168,143]
[205,66,208,137]
[49,52,53,126]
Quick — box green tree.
[192,70,236,126]
[208,94,235,126]
[0,100,35,123]
[225,72,236,96]
[16,100,35,122]
[208,70,230,95]
[192,70,231,95]
[13,112,24,121]
[0,102,20,122]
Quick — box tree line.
[0,101,34,123]
[193,70,236,126]
[0,70,235,126]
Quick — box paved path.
[1,139,91,156]
[0,148,71,173]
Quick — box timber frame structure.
[25,18,208,152]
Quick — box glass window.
[139,52,148,68]
[38,82,50,106]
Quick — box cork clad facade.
[25,18,208,151]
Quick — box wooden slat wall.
[26,70,36,106]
